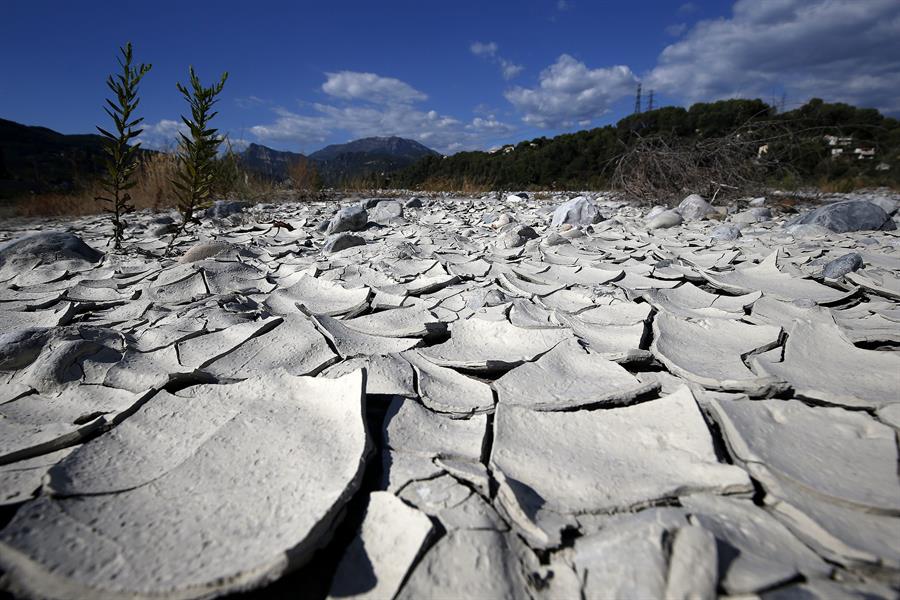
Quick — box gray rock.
[360,197,391,209]
[326,206,369,234]
[152,223,179,237]
[203,200,248,218]
[792,200,895,232]
[749,197,766,207]
[404,197,423,208]
[677,194,713,221]
[542,232,569,246]
[368,200,404,225]
[550,196,601,227]
[645,205,667,219]
[647,210,683,229]
[710,224,742,241]
[750,206,772,220]
[822,252,863,278]
[858,194,898,216]
[324,233,366,254]
[179,241,241,263]
[497,224,539,249]
[0,232,102,268]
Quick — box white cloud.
[504,54,637,128]
[470,41,498,57]
[322,71,427,104]
[134,119,186,150]
[248,107,331,145]
[234,95,267,109]
[499,60,524,80]
[250,73,516,154]
[557,0,571,11]
[470,41,524,81]
[648,0,900,112]
[665,22,688,36]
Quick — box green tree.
[167,67,228,255]
[96,43,151,250]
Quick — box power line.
[647,89,655,112]
[634,83,642,114]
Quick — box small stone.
[822,252,863,279]
[710,224,742,241]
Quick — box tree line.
[388,98,900,197]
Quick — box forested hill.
[391,99,900,191]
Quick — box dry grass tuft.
[13,152,180,217]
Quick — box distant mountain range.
[239,136,441,184]
[0,118,108,199]
[0,118,441,199]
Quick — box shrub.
[95,43,151,249]
[166,67,228,255]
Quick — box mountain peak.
[308,136,440,162]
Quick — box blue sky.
[2,0,898,154]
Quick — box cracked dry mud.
[0,191,899,599]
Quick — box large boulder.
[676,194,713,221]
[551,196,602,227]
[326,206,369,234]
[324,233,366,254]
[792,200,895,233]
[368,200,405,225]
[0,232,102,268]
[647,210,683,230]
[857,195,898,216]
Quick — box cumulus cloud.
[470,41,524,80]
[504,54,637,128]
[648,0,900,112]
[134,119,186,150]
[322,71,427,104]
[250,73,515,154]
[665,22,688,36]
[470,41,498,57]
[249,107,331,145]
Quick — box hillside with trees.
[391,99,900,198]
